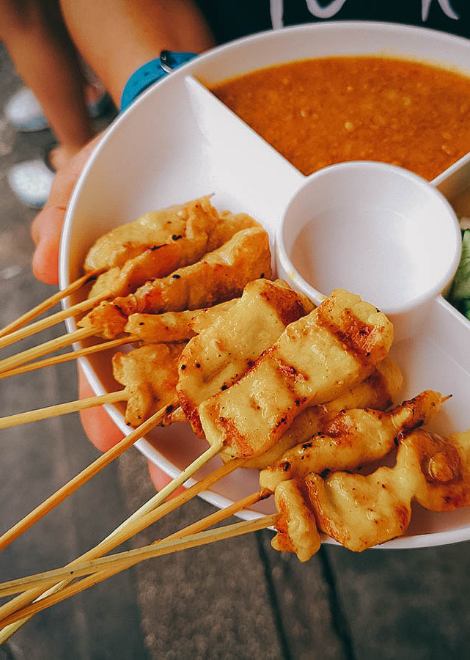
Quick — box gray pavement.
[0,45,470,660]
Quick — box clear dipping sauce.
[276,162,462,339]
[291,206,430,309]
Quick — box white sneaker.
[4,85,111,133]
[4,87,49,132]
[8,159,54,209]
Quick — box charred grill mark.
[260,285,309,326]
[317,305,380,366]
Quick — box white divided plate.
[61,22,470,550]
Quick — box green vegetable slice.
[451,230,470,301]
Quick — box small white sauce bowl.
[276,161,462,341]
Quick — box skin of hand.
[32,138,183,494]
[31,135,102,285]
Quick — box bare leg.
[1,0,94,166]
[60,0,215,106]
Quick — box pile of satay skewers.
[1,196,469,640]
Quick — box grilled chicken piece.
[112,343,183,427]
[199,289,394,461]
[176,279,313,436]
[270,429,470,559]
[259,390,445,490]
[124,300,237,343]
[79,226,272,339]
[85,196,218,272]
[271,480,320,562]
[245,357,402,469]
[306,429,470,552]
[89,206,258,298]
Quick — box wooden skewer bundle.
[2,394,467,631]
[1,197,469,639]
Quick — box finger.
[78,367,124,452]
[31,206,64,284]
[48,134,102,209]
[147,460,186,498]
[31,134,103,284]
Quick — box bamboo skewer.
[0,270,103,339]
[0,457,243,639]
[0,327,96,375]
[0,402,174,550]
[108,442,223,540]
[0,515,276,628]
[0,335,136,380]
[0,391,128,430]
[0,490,270,598]
[0,295,107,352]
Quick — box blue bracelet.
[120,50,197,112]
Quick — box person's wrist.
[120,50,198,112]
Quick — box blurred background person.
[1,0,110,208]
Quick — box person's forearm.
[60,0,215,105]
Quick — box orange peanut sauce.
[211,57,470,181]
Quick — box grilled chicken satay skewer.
[2,391,410,632]
[14,418,468,631]
[0,300,236,381]
[0,376,406,623]
[8,422,470,626]
[0,279,308,550]
[242,356,402,469]
[198,289,394,461]
[0,286,387,631]
[0,284,395,551]
[0,196,221,349]
[0,200,256,353]
[0,225,270,374]
[118,289,395,537]
[0,277,304,428]
[0,390,440,596]
[259,390,447,491]
[273,428,470,560]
